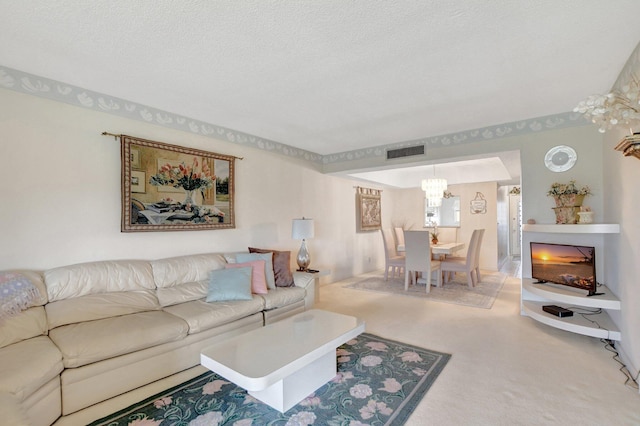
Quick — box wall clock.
[544,145,577,172]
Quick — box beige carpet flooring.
[55,262,640,426]
[344,270,506,309]
[318,269,640,425]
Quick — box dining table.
[397,241,465,259]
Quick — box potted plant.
[547,180,592,207]
[430,228,439,245]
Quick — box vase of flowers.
[430,228,439,245]
[547,180,592,224]
[149,157,216,206]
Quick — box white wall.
[601,42,640,378]
[0,88,384,282]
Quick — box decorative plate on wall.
[544,145,577,172]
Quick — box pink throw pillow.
[225,260,268,294]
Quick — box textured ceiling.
[1,1,640,159]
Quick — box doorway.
[509,192,521,257]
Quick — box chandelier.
[421,165,447,207]
[574,76,640,133]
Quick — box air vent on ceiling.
[386,145,425,160]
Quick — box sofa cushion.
[0,392,30,426]
[49,311,188,368]
[163,297,265,334]
[152,253,227,307]
[207,267,253,302]
[0,336,63,401]
[225,260,268,294]
[248,247,295,287]
[236,252,276,289]
[45,290,161,328]
[151,253,227,288]
[44,260,155,302]
[259,287,306,310]
[156,280,209,307]
[0,306,48,349]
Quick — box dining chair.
[403,230,442,293]
[440,229,484,288]
[394,227,405,251]
[472,229,485,283]
[381,228,405,280]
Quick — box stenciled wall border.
[0,65,590,167]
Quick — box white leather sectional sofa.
[0,252,315,426]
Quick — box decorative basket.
[553,194,585,207]
[553,206,580,224]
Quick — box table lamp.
[292,217,314,271]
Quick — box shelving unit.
[522,279,621,340]
[521,223,621,340]
[522,223,620,234]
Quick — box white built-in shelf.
[522,279,620,310]
[522,300,621,340]
[522,223,620,234]
[521,222,622,341]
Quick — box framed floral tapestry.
[356,186,382,232]
[120,135,236,232]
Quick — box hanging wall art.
[470,192,487,214]
[116,134,237,232]
[356,186,382,232]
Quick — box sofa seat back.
[44,260,160,329]
[151,253,227,306]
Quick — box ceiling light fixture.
[575,76,640,160]
[574,76,640,133]
[421,165,447,207]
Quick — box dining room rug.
[344,270,506,309]
[89,333,450,426]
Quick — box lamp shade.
[292,218,314,240]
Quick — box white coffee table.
[200,309,365,413]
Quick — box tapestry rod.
[100,131,243,160]
[101,131,120,140]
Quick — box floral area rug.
[89,333,450,426]
[344,270,506,309]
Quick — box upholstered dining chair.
[381,228,405,280]
[394,227,406,251]
[403,230,442,293]
[440,228,484,288]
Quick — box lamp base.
[296,240,311,271]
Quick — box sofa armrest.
[293,272,316,308]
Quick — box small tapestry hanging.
[356,186,382,232]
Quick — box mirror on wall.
[425,196,460,227]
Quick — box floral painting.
[121,135,236,232]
